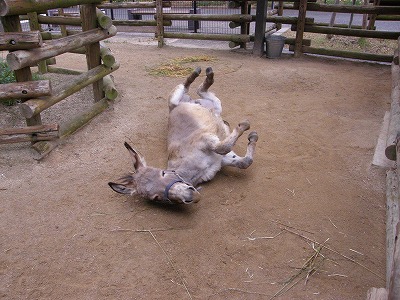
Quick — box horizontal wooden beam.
[0,0,103,16]
[163,13,254,22]
[112,19,171,27]
[20,62,119,118]
[6,26,117,70]
[292,24,400,40]
[0,31,42,50]
[298,3,400,15]
[0,80,51,100]
[163,32,251,43]
[0,124,59,144]
[98,2,158,9]
[36,15,82,26]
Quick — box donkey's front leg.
[222,131,258,169]
[210,120,250,155]
[169,67,201,111]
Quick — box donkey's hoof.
[206,67,213,76]
[239,120,250,131]
[248,131,258,143]
[193,67,201,76]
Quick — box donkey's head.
[108,142,200,204]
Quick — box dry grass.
[148,55,217,77]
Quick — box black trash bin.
[128,9,142,20]
[188,8,200,31]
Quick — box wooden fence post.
[294,0,308,57]
[81,4,103,102]
[156,0,163,47]
[253,0,267,56]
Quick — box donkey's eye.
[162,171,165,177]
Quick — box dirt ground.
[0,37,393,299]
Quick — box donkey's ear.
[124,142,147,170]
[108,182,136,195]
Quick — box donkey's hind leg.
[196,67,222,115]
[169,67,201,111]
[222,131,258,169]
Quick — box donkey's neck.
[168,161,221,187]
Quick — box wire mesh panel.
[165,1,242,34]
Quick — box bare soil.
[0,38,392,299]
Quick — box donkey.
[108,67,258,204]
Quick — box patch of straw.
[269,239,327,299]
[148,55,217,77]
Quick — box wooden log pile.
[0,0,119,158]
[368,37,400,300]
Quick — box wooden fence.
[0,0,119,158]
[97,0,399,61]
[367,38,400,300]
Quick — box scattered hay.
[148,55,217,77]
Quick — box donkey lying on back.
[108,67,258,204]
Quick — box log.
[0,124,59,144]
[294,0,308,57]
[102,74,118,100]
[59,97,109,137]
[292,45,394,63]
[266,15,314,25]
[156,0,163,47]
[47,66,83,75]
[292,24,400,40]
[163,13,254,22]
[0,80,51,100]
[285,37,311,46]
[0,31,42,50]
[27,13,47,73]
[96,8,112,30]
[111,19,171,27]
[36,15,82,26]
[6,26,117,70]
[163,32,251,43]
[81,4,103,102]
[97,2,157,9]
[386,63,400,160]
[296,3,400,14]
[99,44,115,68]
[253,0,267,56]
[0,0,103,16]
[1,14,41,127]
[19,62,119,118]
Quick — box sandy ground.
[0,37,393,299]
